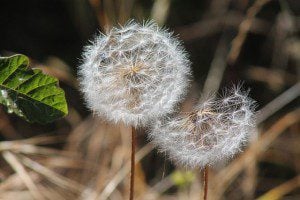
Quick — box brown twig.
[130,127,136,200]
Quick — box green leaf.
[0,54,68,124]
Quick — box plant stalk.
[203,166,208,200]
[129,127,136,200]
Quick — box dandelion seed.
[150,86,256,168]
[78,20,191,127]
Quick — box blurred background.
[0,0,299,199]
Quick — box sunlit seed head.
[79,20,191,127]
[149,86,257,169]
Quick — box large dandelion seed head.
[79,21,191,127]
[150,87,256,168]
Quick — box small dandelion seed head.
[79,20,191,127]
[149,86,257,169]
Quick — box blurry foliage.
[171,170,195,188]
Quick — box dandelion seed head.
[79,21,191,126]
[150,87,256,168]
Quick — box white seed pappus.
[150,87,256,168]
[79,21,191,126]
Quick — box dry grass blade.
[202,36,230,96]
[66,115,95,151]
[246,67,298,90]
[242,144,258,200]
[118,0,135,24]
[20,135,67,145]
[19,155,87,193]
[0,142,76,157]
[256,82,300,124]
[176,12,271,41]
[0,108,20,139]
[228,0,272,64]
[213,109,300,199]
[151,0,171,26]
[38,184,67,200]
[98,142,154,200]
[143,174,174,199]
[0,173,24,191]
[0,191,33,200]
[39,156,96,170]
[88,0,110,28]
[2,151,45,200]
[257,175,300,200]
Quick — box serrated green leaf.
[0,54,68,124]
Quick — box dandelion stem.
[203,166,208,200]
[130,127,136,200]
